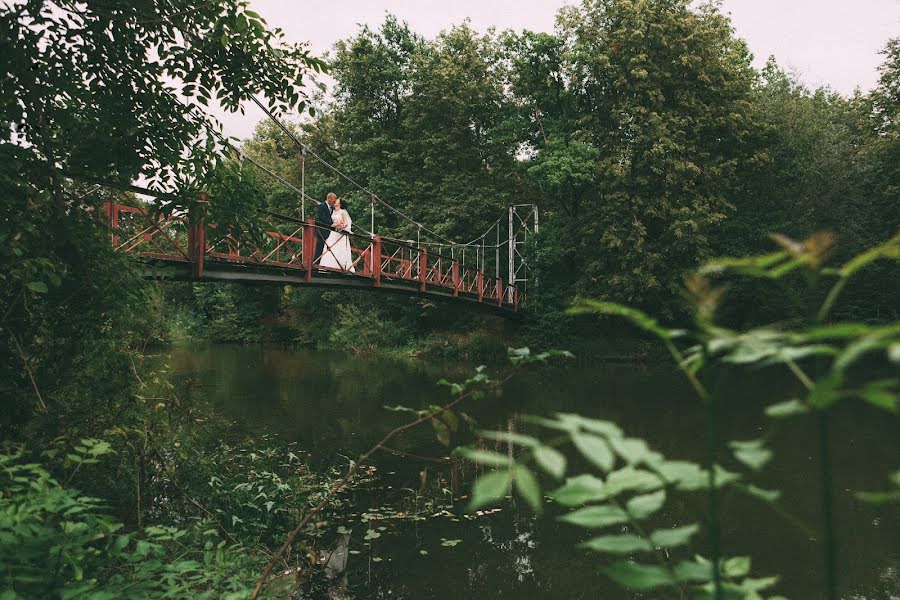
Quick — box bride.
[319,198,356,273]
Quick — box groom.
[314,192,338,265]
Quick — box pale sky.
[217,0,900,139]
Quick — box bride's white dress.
[320,210,355,273]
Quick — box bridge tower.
[507,204,539,304]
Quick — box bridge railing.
[103,201,522,310]
[104,202,191,262]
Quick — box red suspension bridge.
[98,94,537,313]
[103,196,529,313]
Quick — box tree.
[714,55,899,324]
[518,0,762,318]
[1,0,322,433]
[330,17,523,243]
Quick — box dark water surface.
[163,345,899,599]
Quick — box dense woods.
[1,0,898,598]
[195,3,899,348]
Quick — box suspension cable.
[247,95,459,246]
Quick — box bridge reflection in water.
[103,201,523,313]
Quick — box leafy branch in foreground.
[458,412,784,598]
[459,233,899,599]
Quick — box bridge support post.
[452,260,459,297]
[419,247,428,292]
[303,218,315,283]
[103,201,119,247]
[372,235,382,288]
[477,272,483,303]
[513,287,518,312]
[497,278,504,307]
[188,196,206,278]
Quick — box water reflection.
[160,345,900,599]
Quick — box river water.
[163,344,899,599]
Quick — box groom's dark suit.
[314,201,334,265]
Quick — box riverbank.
[156,281,667,363]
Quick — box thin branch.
[250,369,519,599]
[664,339,709,402]
[1,289,24,328]
[379,446,451,464]
[189,499,247,550]
[785,358,815,391]
[6,330,48,413]
[816,278,847,324]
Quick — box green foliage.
[189,283,275,343]
[459,237,898,597]
[0,449,258,599]
[2,0,322,436]
[461,409,781,596]
[856,469,900,504]
[518,0,760,318]
[330,17,521,242]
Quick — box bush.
[0,447,258,599]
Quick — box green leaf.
[469,470,512,510]
[559,504,628,529]
[729,439,772,471]
[860,380,898,412]
[550,474,606,506]
[888,343,900,363]
[700,251,789,277]
[604,467,663,497]
[743,484,781,503]
[454,447,511,467]
[765,399,809,418]
[580,534,652,554]
[26,281,48,293]
[556,413,623,438]
[478,430,538,447]
[656,460,707,491]
[607,437,649,465]
[431,418,450,446]
[808,372,843,409]
[838,233,900,278]
[514,466,542,512]
[649,524,699,548]
[533,445,566,479]
[721,556,751,578]
[856,489,900,503]
[383,404,417,413]
[855,469,900,504]
[711,464,742,488]
[834,323,900,372]
[602,561,675,590]
[522,414,577,433]
[572,433,615,471]
[741,576,779,591]
[508,346,531,365]
[112,535,130,552]
[568,300,674,340]
[795,322,873,341]
[673,559,713,582]
[626,490,666,519]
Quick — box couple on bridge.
[314,192,355,273]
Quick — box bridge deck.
[105,201,523,313]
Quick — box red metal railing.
[103,201,522,310]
